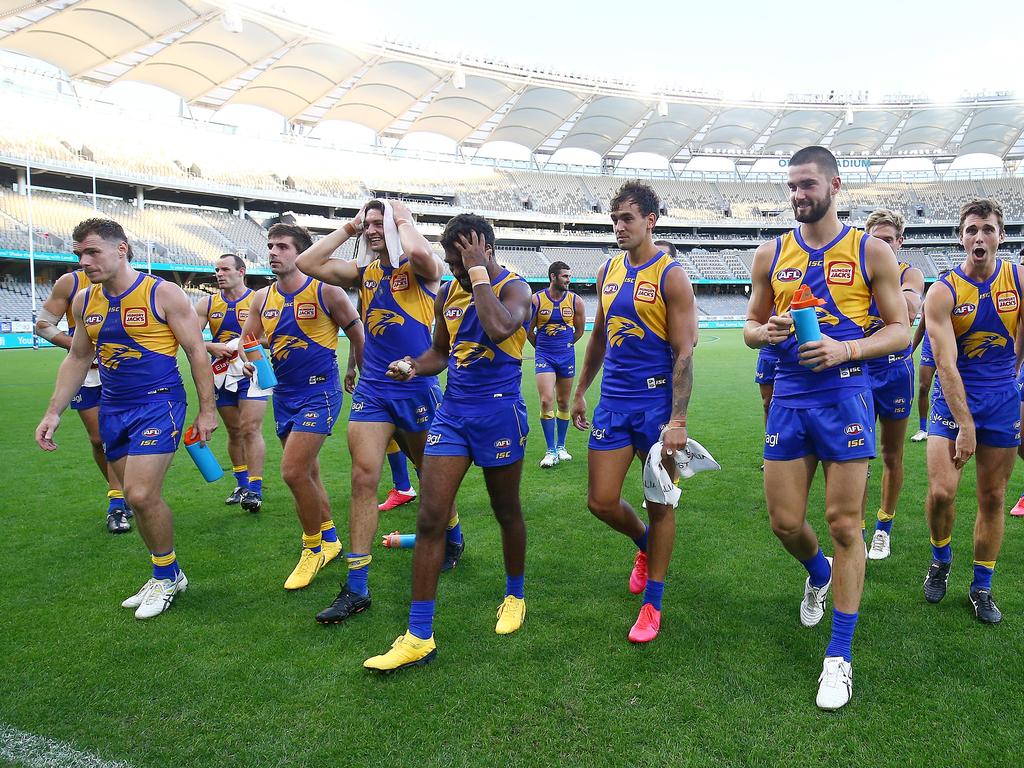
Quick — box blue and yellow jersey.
[534,288,577,356]
[441,268,528,411]
[599,250,681,412]
[358,258,438,394]
[934,260,1022,392]
[864,260,915,374]
[769,225,873,406]
[260,277,340,398]
[81,273,185,405]
[209,289,254,343]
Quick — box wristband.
[849,340,861,361]
[396,219,413,228]
[468,265,489,286]
[343,221,359,237]
[667,419,686,427]
[842,341,852,362]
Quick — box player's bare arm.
[388,289,451,381]
[35,271,77,350]
[526,294,540,348]
[160,281,218,442]
[572,293,586,342]
[195,294,230,360]
[323,283,364,370]
[454,231,531,341]
[662,266,697,456]
[743,240,780,348]
[572,262,610,430]
[925,282,974,468]
[392,200,442,285]
[902,266,925,321]
[294,218,361,288]
[35,290,97,450]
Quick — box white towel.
[642,435,721,507]
[212,338,274,397]
[356,199,402,269]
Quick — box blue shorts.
[1018,373,1024,403]
[871,358,914,421]
[349,383,443,433]
[588,399,671,455]
[100,400,186,462]
[273,390,342,438]
[535,351,575,378]
[754,350,779,385]
[765,391,876,462]
[424,397,529,467]
[919,350,934,369]
[929,387,1020,448]
[71,385,101,411]
[215,379,269,409]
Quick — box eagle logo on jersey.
[367,309,405,337]
[452,341,495,368]
[272,335,310,361]
[962,331,1007,359]
[607,317,645,347]
[97,343,142,370]
[543,323,569,337]
[815,307,840,327]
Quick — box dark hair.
[654,239,677,258]
[72,217,133,261]
[789,146,839,178]
[364,199,386,217]
[548,260,570,279]
[610,180,660,219]
[440,213,495,252]
[958,197,1004,234]
[268,223,313,254]
[218,253,245,270]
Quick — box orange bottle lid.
[790,284,825,310]
[184,426,201,446]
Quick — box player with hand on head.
[195,253,268,513]
[35,217,218,619]
[240,223,363,591]
[528,260,585,468]
[364,213,532,672]
[922,198,1022,624]
[744,147,909,710]
[36,265,130,533]
[861,209,924,560]
[571,181,698,645]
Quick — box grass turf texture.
[1,329,1022,767]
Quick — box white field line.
[0,724,133,768]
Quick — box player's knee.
[825,515,861,547]
[769,515,803,540]
[491,498,523,526]
[927,485,956,509]
[415,504,448,537]
[586,494,617,521]
[880,446,903,471]
[123,484,153,512]
[539,395,554,412]
[280,460,311,489]
[350,461,380,495]
[977,487,1007,515]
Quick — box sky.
[245,0,1024,102]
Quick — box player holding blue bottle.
[528,260,585,468]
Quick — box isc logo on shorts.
[494,438,511,448]
[952,303,975,317]
[85,313,104,326]
[495,450,511,459]
[646,376,667,389]
[996,291,1019,313]
[826,262,855,286]
[391,273,409,292]
[603,283,619,295]
[141,428,162,437]
[427,432,442,445]
[635,281,658,304]
[123,308,148,327]
[296,303,317,320]
[844,423,863,436]
[775,268,802,283]
[444,307,464,320]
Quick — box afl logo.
[952,303,976,317]
[141,428,162,437]
[364,280,378,291]
[85,313,104,326]
[635,281,658,304]
[603,283,620,295]
[539,309,551,317]
[296,303,317,320]
[996,291,1019,313]
[775,268,802,283]
[263,309,280,320]
[494,438,511,448]
[844,423,863,436]
[210,311,225,320]
[444,307,464,320]
[123,308,148,327]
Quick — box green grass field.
[1,330,1023,767]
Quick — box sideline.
[0,724,133,768]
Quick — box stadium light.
[846,104,854,125]
[452,63,466,90]
[657,96,669,118]
[221,5,244,34]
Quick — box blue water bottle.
[184,426,224,483]
[382,532,416,548]
[790,284,825,366]
[243,334,277,389]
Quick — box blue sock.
[643,579,665,610]
[408,600,436,640]
[556,417,569,448]
[506,574,525,599]
[825,609,858,662]
[919,417,927,431]
[388,449,412,491]
[232,465,249,489]
[249,476,263,495]
[971,562,994,592]
[633,525,649,553]
[447,521,463,545]
[877,519,894,534]
[320,522,338,543]
[801,549,831,588]
[151,550,177,581]
[540,417,556,452]
[932,540,952,563]
[107,497,126,512]
[348,554,370,596]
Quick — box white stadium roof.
[3,0,1024,162]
